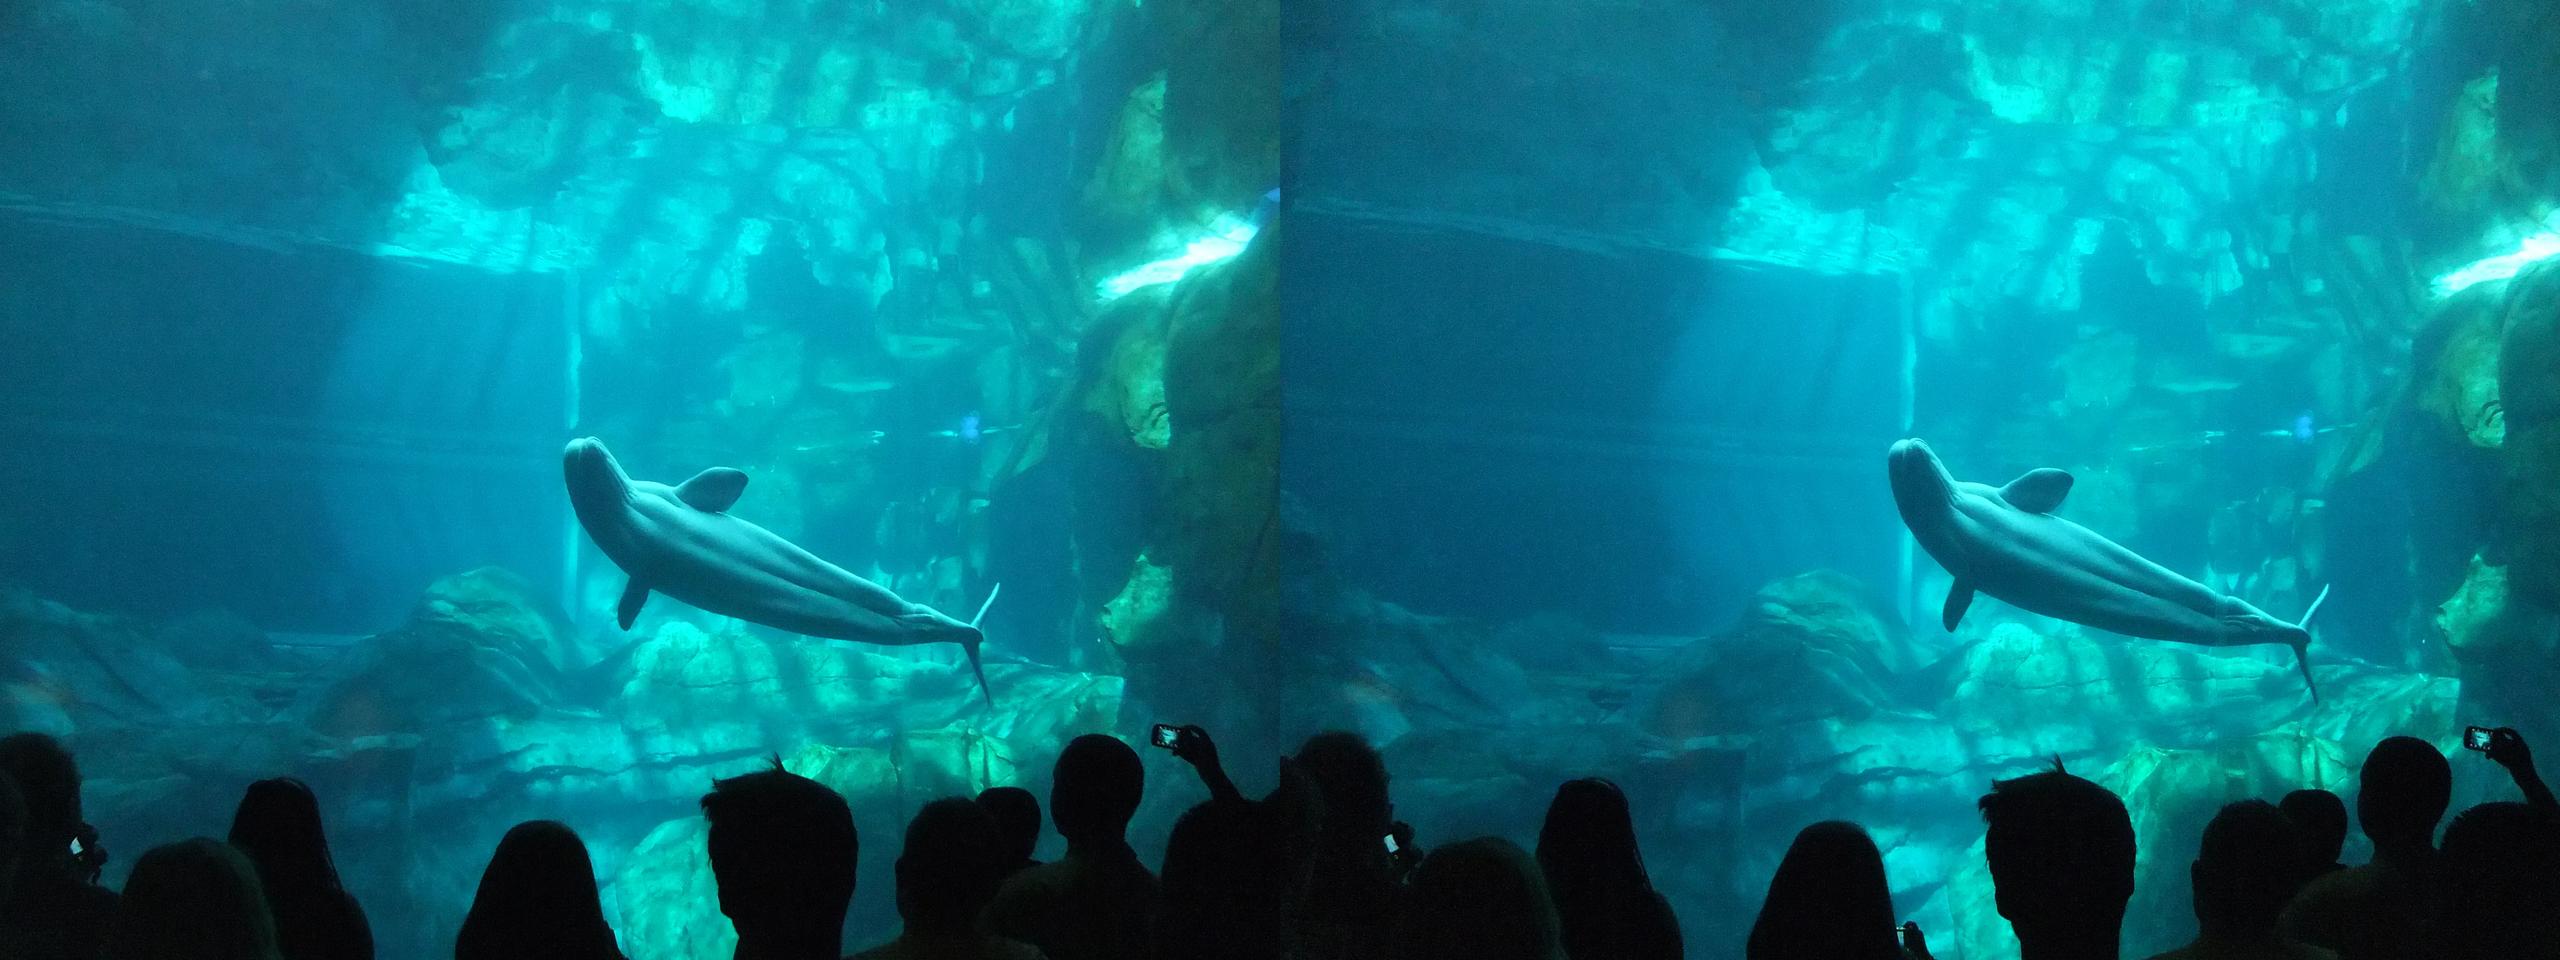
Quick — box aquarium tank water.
[3,0,2557,957]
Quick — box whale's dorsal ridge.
[1999,468,2074,513]
[676,468,750,512]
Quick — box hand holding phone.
[2466,726,2495,752]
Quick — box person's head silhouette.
[1397,837,1564,960]
[228,778,366,960]
[975,786,1043,874]
[2188,800,2303,942]
[1535,778,1652,897]
[0,732,83,862]
[226,778,345,900]
[455,820,624,960]
[2428,801,2560,960]
[1537,778,1677,958]
[1293,732,1391,840]
[1746,820,1900,960]
[893,797,1007,935]
[2279,788,2348,878]
[2356,736,2451,858]
[1979,763,2135,960]
[1158,790,1321,960]
[0,770,23,903]
[106,837,280,960]
[702,759,858,960]
[1049,735,1142,851]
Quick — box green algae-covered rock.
[2301,669,2462,759]
[2438,555,2538,664]
[1096,553,1180,655]
[308,567,590,737]
[1940,620,2309,753]
[2496,262,2560,611]
[610,817,733,960]
[2415,285,2512,449]
[1639,571,1915,739]
[1078,285,1176,451]
[1158,217,1280,636]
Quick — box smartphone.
[1150,723,1181,749]
[2465,726,2494,752]
[1383,833,1400,855]
[68,836,83,857]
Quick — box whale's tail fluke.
[964,583,1001,707]
[2293,583,2332,703]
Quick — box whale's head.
[1888,438,1957,518]
[563,437,634,519]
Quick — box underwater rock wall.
[2396,0,2560,768]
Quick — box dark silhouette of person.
[227,778,373,960]
[1154,756,1324,960]
[851,797,1042,960]
[2476,727,2556,810]
[2278,790,2350,883]
[1979,763,2136,960]
[1394,836,1565,960]
[2419,801,2560,960]
[1292,731,1419,960]
[2281,736,2451,960]
[0,768,24,907]
[453,820,626,960]
[981,734,1157,960]
[975,787,1044,880]
[703,759,859,960]
[1537,778,1681,960]
[2143,800,2327,960]
[1745,820,1903,960]
[106,837,281,960]
[0,732,118,960]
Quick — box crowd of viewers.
[0,721,2553,960]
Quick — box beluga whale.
[563,437,999,704]
[1886,438,2330,700]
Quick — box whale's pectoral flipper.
[1999,469,2075,513]
[1943,581,1976,631]
[618,579,651,630]
[676,468,750,512]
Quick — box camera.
[2465,726,2494,752]
[1151,723,1181,749]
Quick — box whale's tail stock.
[963,583,1001,707]
[2292,583,2333,703]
